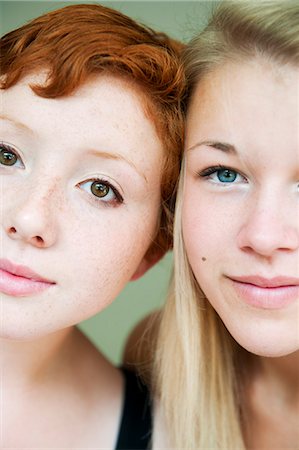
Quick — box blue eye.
[0,143,23,168]
[216,168,237,183]
[198,165,246,185]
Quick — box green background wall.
[1,0,216,364]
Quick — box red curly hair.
[0,3,186,259]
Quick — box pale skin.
[125,59,299,449]
[183,59,299,449]
[0,73,164,447]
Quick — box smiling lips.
[0,258,55,297]
[228,275,299,309]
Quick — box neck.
[0,326,75,390]
[243,351,299,449]
[259,350,299,403]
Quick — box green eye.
[0,145,18,166]
[91,181,110,198]
[78,178,124,206]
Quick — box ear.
[130,251,165,281]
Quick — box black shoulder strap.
[115,368,152,450]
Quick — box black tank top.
[115,368,152,450]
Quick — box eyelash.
[77,178,124,207]
[198,165,248,184]
[0,142,24,168]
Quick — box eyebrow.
[0,114,34,135]
[87,149,148,184]
[186,140,237,154]
[1,114,148,183]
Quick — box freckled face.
[0,74,163,339]
[182,61,299,356]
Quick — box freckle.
[201,257,206,262]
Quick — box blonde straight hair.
[154,2,299,448]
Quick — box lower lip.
[0,268,54,297]
[230,280,299,310]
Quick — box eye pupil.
[91,181,109,198]
[218,169,237,183]
[0,148,17,166]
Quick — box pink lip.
[227,275,299,309]
[0,258,55,297]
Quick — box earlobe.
[130,251,164,281]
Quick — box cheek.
[182,191,222,266]
[182,197,215,297]
[182,187,241,262]
[57,236,139,320]
[182,186,241,301]
[64,209,157,297]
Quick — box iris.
[0,146,17,166]
[91,181,110,198]
[217,169,237,183]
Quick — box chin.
[0,327,41,342]
[233,332,299,358]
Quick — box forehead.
[186,59,298,149]
[2,73,164,174]
[3,72,151,130]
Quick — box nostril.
[9,227,17,234]
[34,236,45,247]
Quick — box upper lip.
[0,258,55,284]
[227,275,299,288]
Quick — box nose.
[4,178,60,249]
[237,190,299,258]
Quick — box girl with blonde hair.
[154,1,299,448]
